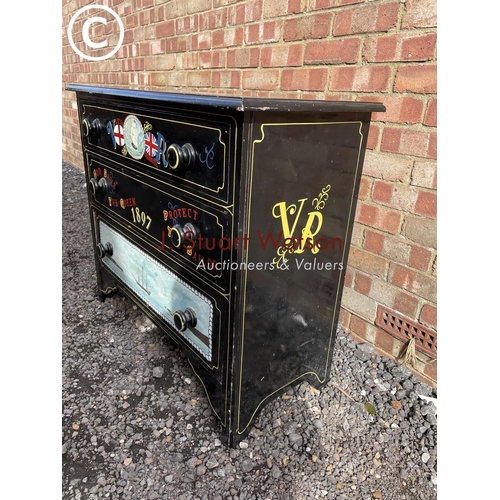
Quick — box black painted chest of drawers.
[67,84,385,446]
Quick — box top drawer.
[79,101,238,206]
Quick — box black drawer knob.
[97,242,113,258]
[173,307,197,332]
[82,117,103,138]
[170,222,199,250]
[167,143,196,170]
[89,177,111,195]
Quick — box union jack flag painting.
[144,132,159,160]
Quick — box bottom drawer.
[94,214,233,429]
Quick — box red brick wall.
[62,0,437,384]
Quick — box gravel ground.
[62,159,437,500]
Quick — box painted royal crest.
[123,115,145,160]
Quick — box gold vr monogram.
[272,198,323,254]
[272,184,334,259]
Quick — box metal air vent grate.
[375,305,437,358]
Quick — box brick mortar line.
[142,26,437,45]
[370,120,436,133]
[355,197,437,220]
[63,7,436,41]
[63,27,437,54]
[346,269,438,317]
[347,259,437,286]
[364,176,437,192]
[353,222,436,252]
[356,224,437,252]
[351,258,438,288]
[89,65,436,100]
[348,241,437,273]
[346,281,437,309]
[63,63,437,101]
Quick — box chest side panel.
[236,115,371,436]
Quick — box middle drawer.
[86,153,235,294]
